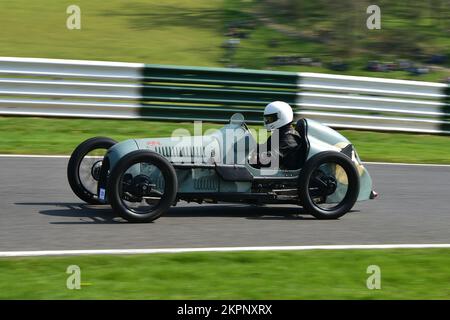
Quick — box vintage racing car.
[67,113,376,222]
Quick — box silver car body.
[103,115,373,203]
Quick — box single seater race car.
[67,113,376,222]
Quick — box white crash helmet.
[263,101,293,131]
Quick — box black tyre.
[298,151,360,219]
[67,137,117,204]
[108,150,178,223]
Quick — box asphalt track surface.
[0,157,449,251]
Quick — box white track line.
[363,161,450,167]
[1,244,449,257]
[0,154,70,158]
[1,154,450,167]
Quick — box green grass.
[0,249,449,299]
[1,116,450,164]
[0,0,224,66]
[0,0,448,81]
[340,130,450,164]
[0,116,224,155]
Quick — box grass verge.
[1,116,450,164]
[0,249,449,299]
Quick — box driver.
[253,101,302,170]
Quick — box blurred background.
[1,0,449,82]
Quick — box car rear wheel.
[108,150,178,223]
[67,137,117,204]
[298,151,360,219]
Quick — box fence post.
[440,84,450,133]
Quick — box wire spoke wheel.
[119,162,166,215]
[308,164,349,211]
[78,149,108,196]
[108,150,177,223]
[299,151,359,219]
[67,137,117,205]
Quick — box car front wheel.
[67,136,117,204]
[108,150,178,223]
